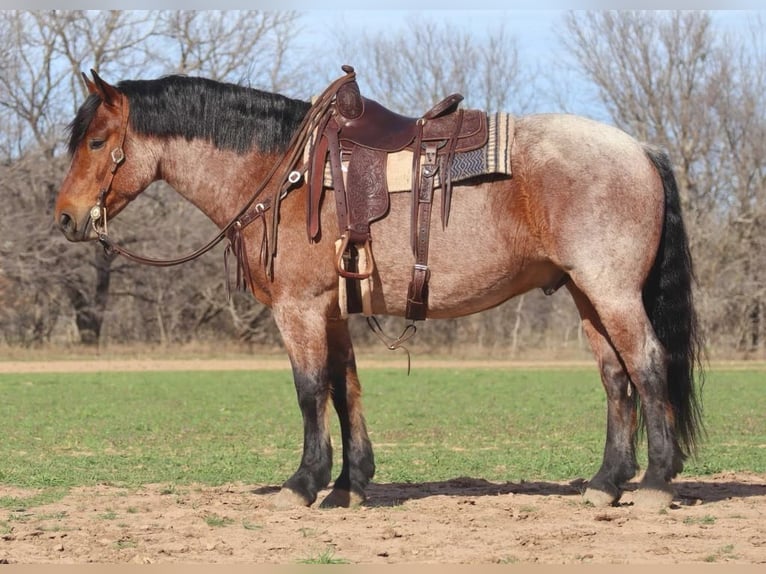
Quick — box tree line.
[0,10,763,358]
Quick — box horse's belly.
[369,237,557,319]
[366,181,550,319]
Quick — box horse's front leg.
[270,305,374,508]
[270,305,335,508]
[320,318,375,508]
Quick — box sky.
[303,10,560,68]
[300,10,757,66]
[300,10,568,112]
[296,10,760,117]
[4,7,760,117]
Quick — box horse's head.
[55,71,158,242]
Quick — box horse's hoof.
[631,487,674,509]
[583,487,619,507]
[271,487,312,509]
[319,488,366,509]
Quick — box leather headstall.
[90,101,129,238]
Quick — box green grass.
[298,547,350,564]
[684,515,717,525]
[0,367,762,494]
[203,513,234,527]
[0,487,69,509]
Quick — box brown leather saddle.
[308,66,488,320]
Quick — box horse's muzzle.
[58,211,92,242]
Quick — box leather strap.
[307,113,332,241]
[406,142,438,321]
[326,122,349,242]
[409,123,424,253]
[441,109,463,229]
[91,101,129,235]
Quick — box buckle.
[111,147,125,165]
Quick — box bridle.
[87,68,357,289]
[89,101,128,238]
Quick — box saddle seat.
[335,78,486,153]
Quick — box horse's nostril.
[59,212,75,235]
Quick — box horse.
[54,67,703,509]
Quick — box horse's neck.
[157,138,271,228]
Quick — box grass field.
[0,366,763,497]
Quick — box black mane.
[67,75,311,156]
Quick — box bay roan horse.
[54,68,703,509]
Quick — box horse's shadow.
[254,476,765,507]
[251,477,584,507]
[672,478,766,504]
[363,476,585,507]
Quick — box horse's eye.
[89,138,106,150]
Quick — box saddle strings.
[365,316,418,376]
[262,70,358,279]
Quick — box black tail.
[641,145,705,459]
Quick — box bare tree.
[333,19,535,114]
[152,11,305,93]
[706,17,766,354]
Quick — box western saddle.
[308,66,488,320]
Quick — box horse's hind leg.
[568,284,639,506]
[320,318,375,508]
[579,287,683,508]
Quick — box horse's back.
[513,113,653,176]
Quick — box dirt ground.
[1,474,764,565]
[1,358,764,565]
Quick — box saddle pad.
[307,113,514,192]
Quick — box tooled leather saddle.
[308,66,488,320]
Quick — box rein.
[91,68,359,287]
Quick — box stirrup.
[335,234,375,280]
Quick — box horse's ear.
[90,69,121,107]
[81,71,97,95]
